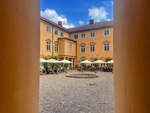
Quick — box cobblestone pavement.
[40,71,114,113]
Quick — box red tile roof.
[40,16,113,33]
[40,16,69,32]
[68,21,113,33]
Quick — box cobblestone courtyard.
[40,71,114,113]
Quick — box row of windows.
[47,25,110,39]
[46,26,64,37]
[74,32,95,39]
[47,42,109,53]
[74,29,110,39]
[81,45,95,53]
[46,42,58,52]
[81,43,110,53]
[46,42,72,53]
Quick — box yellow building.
[40,16,113,66]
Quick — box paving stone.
[40,71,114,113]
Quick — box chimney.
[89,19,94,24]
[58,21,62,26]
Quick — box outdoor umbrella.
[80,60,92,64]
[47,58,59,63]
[92,60,106,64]
[40,58,49,63]
[107,60,114,64]
[60,59,72,64]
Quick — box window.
[104,28,109,36]
[90,32,95,38]
[61,32,64,37]
[104,43,110,51]
[69,44,72,52]
[90,44,95,52]
[74,34,78,39]
[46,42,51,51]
[55,44,58,52]
[81,45,85,53]
[46,26,50,32]
[55,30,58,35]
[81,33,85,38]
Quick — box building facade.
[40,16,113,66]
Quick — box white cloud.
[40,9,74,28]
[88,7,109,22]
[106,19,111,21]
[78,20,84,25]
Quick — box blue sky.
[40,0,113,28]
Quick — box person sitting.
[54,65,57,74]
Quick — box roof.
[40,16,69,32]
[68,21,113,33]
[58,37,77,42]
[40,16,113,34]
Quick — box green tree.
[81,63,86,68]
[105,58,112,62]
[43,57,49,69]
[64,64,69,68]
[50,56,58,60]
[93,64,99,68]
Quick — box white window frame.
[46,26,50,32]
[74,34,78,39]
[104,43,110,51]
[81,45,85,53]
[55,30,58,35]
[90,32,95,38]
[55,44,58,53]
[46,42,51,51]
[81,33,85,38]
[61,32,64,38]
[69,44,72,52]
[104,28,110,36]
[90,44,95,52]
